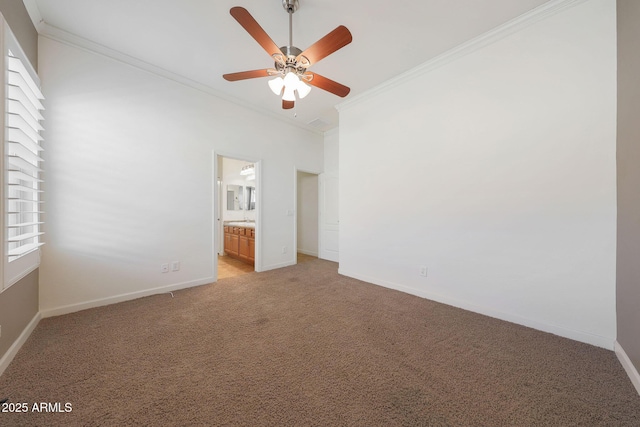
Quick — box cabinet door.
[230,234,239,255]
[224,233,231,253]
[239,236,250,260]
[248,238,255,261]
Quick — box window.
[2,24,44,290]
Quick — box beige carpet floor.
[1,258,639,426]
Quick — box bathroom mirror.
[226,185,243,210]
[245,186,255,211]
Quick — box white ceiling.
[25,0,551,132]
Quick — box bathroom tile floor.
[217,255,254,280]
[217,252,317,280]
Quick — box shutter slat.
[8,57,44,99]
[7,211,44,216]
[8,155,43,173]
[8,199,44,204]
[8,242,44,258]
[7,114,43,143]
[8,169,42,183]
[8,231,44,242]
[8,100,43,131]
[7,85,44,120]
[7,222,43,228]
[8,142,44,163]
[8,128,44,152]
[8,71,44,110]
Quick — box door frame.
[293,168,321,264]
[213,151,262,280]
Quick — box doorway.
[295,170,319,264]
[215,154,260,280]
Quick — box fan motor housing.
[280,45,302,58]
[273,45,308,76]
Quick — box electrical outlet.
[419,266,428,277]
[171,261,180,272]
[161,263,169,273]
[282,246,287,254]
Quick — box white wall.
[319,129,339,262]
[38,37,323,315]
[616,0,640,392]
[297,172,318,256]
[323,128,339,173]
[337,0,617,348]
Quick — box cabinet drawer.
[224,226,229,233]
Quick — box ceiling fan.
[223,0,352,110]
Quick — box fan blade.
[223,69,272,81]
[296,26,352,66]
[282,100,294,109]
[304,72,350,97]
[230,7,282,58]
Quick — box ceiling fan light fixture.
[223,5,352,109]
[268,76,285,95]
[282,85,296,101]
[296,80,311,99]
[283,71,299,86]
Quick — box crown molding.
[336,0,589,113]
[40,25,322,136]
[23,0,322,136]
[323,127,339,138]
[22,0,44,32]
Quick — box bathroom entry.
[216,155,259,280]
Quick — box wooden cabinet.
[224,225,254,265]
[239,236,251,262]
[248,238,255,263]
[225,233,239,256]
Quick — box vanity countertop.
[224,221,255,229]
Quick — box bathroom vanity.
[223,222,255,265]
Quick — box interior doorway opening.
[295,170,319,264]
[215,154,259,280]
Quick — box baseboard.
[261,260,296,272]
[298,249,319,257]
[338,268,614,350]
[319,250,339,263]
[615,341,640,396]
[40,277,215,318]
[0,312,41,377]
